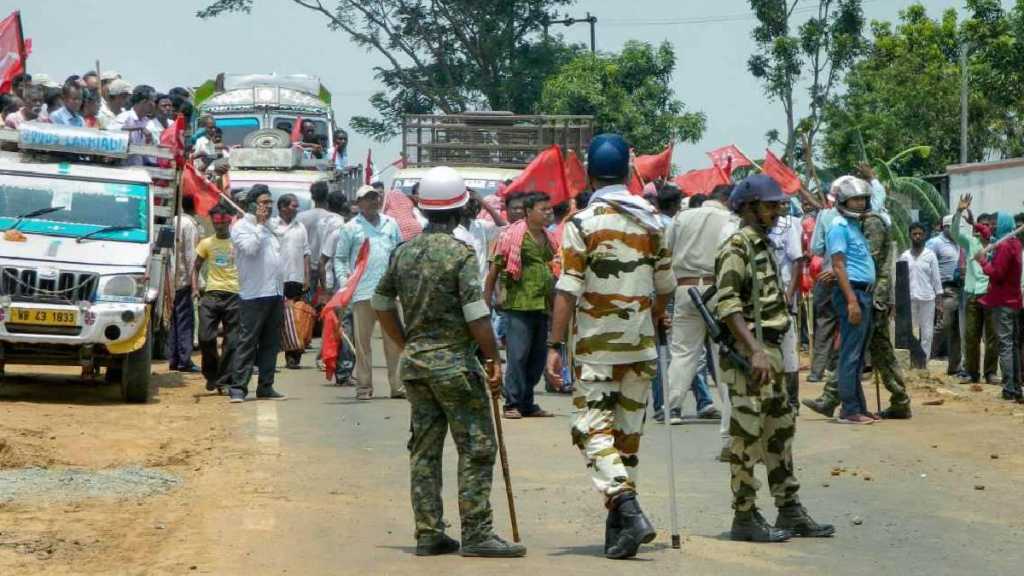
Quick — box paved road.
[204,339,1023,575]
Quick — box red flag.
[158,113,186,168]
[707,145,753,178]
[365,149,374,185]
[180,162,223,216]
[390,155,407,169]
[0,12,28,94]
[382,188,423,241]
[321,239,371,381]
[627,169,644,195]
[501,145,570,206]
[634,145,673,181]
[674,166,730,197]
[290,115,303,144]
[563,150,587,201]
[762,150,803,194]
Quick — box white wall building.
[947,158,1024,216]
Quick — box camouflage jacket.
[371,226,490,381]
[714,225,791,337]
[555,199,675,365]
[862,213,894,307]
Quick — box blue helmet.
[729,174,786,211]
[587,133,631,180]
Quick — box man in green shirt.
[485,192,557,419]
[953,194,999,383]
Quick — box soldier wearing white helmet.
[372,166,525,559]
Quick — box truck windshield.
[215,117,260,147]
[0,174,149,243]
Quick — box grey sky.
[11,0,1004,171]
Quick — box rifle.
[686,285,752,374]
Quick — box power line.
[602,0,877,27]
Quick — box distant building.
[947,158,1024,216]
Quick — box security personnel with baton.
[714,175,835,542]
[373,166,526,558]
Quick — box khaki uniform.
[372,227,496,545]
[714,226,801,513]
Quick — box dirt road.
[1,347,1022,575]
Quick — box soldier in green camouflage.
[372,166,526,559]
[715,175,835,543]
[803,170,912,419]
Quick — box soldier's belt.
[760,327,786,346]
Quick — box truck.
[0,122,177,402]
[393,112,594,196]
[194,73,363,205]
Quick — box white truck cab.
[0,122,176,402]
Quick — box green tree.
[822,1,1024,176]
[197,0,581,140]
[747,0,865,162]
[537,40,706,153]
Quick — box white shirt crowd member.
[230,214,283,300]
[273,216,311,285]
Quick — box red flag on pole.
[707,145,753,178]
[563,150,587,201]
[762,150,803,194]
[181,162,223,217]
[634,145,673,181]
[321,239,371,381]
[0,11,28,94]
[501,145,570,206]
[158,113,186,168]
[673,166,730,197]
[290,115,303,144]
[365,149,374,185]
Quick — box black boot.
[879,403,912,419]
[604,503,622,555]
[730,509,792,543]
[786,373,800,414]
[801,396,838,418]
[774,504,835,537]
[415,533,460,556]
[605,492,656,559]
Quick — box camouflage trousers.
[721,347,801,513]
[571,361,655,503]
[821,306,910,408]
[406,370,496,545]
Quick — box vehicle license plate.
[7,308,78,326]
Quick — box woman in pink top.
[975,212,1023,402]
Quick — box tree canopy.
[537,40,706,153]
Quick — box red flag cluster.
[501,145,585,206]
[707,145,753,179]
[674,166,730,197]
[634,146,673,182]
[181,162,224,217]
[0,11,29,94]
[761,150,802,194]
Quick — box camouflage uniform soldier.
[804,173,912,419]
[715,175,835,542]
[372,166,526,559]
[545,134,675,560]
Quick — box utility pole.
[960,43,969,164]
[545,12,598,53]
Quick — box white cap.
[100,70,121,81]
[107,79,133,96]
[942,215,953,227]
[355,184,378,200]
[417,166,468,211]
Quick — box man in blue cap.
[715,175,835,542]
[545,133,675,559]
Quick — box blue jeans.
[503,310,548,414]
[652,344,713,414]
[834,287,873,418]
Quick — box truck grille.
[0,267,98,303]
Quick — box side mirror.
[156,227,175,249]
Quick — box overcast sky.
[10,0,1008,171]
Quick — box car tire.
[242,128,292,149]
[120,331,153,404]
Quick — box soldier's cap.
[729,174,786,211]
[107,79,133,96]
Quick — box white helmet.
[417,166,468,211]
[830,175,871,218]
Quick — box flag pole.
[737,146,763,172]
[15,11,26,75]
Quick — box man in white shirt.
[111,85,157,166]
[297,181,332,293]
[99,78,130,128]
[273,193,311,369]
[168,195,200,372]
[900,222,944,363]
[769,207,807,412]
[229,185,287,403]
[453,190,504,283]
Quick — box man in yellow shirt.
[192,204,241,393]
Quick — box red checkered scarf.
[493,220,559,281]
[382,189,423,241]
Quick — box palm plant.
[873,145,948,250]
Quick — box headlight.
[97,274,146,303]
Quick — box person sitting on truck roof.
[147,93,175,142]
[190,115,216,147]
[100,78,132,126]
[330,130,349,171]
[49,85,84,127]
[82,71,99,91]
[10,73,31,101]
[81,89,102,129]
[112,85,158,165]
[193,126,225,171]
[298,120,325,159]
[4,84,46,129]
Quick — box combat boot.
[603,503,622,555]
[785,373,800,414]
[605,492,656,559]
[801,396,838,418]
[415,533,460,556]
[460,535,526,558]
[730,509,792,543]
[774,503,835,537]
[879,403,912,419]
